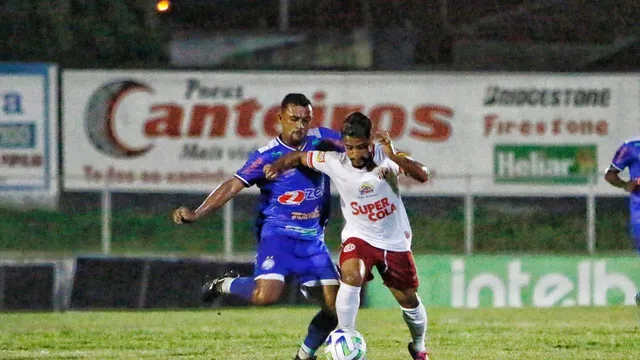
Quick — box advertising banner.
[460,75,637,195]
[493,144,597,185]
[365,255,639,309]
[62,71,638,195]
[0,63,58,208]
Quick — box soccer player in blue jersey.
[604,137,640,306]
[173,93,343,360]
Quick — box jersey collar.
[277,135,307,151]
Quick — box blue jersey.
[610,137,640,225]
[234,127,343,241]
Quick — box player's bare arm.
[173,177,246,224]
[263,152,311,180]
[375,132,429,183]
[604,166,640,192]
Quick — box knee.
[340,271,363,287]
[399,298,420,309]
[398,293,420,309]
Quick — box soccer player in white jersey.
[264,112,431,360]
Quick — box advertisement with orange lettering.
[62,71,459,193]
[62,71,638,195]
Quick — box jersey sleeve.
[234,150,270,187]
[307,151,341,177]
[611,143,633,171]
[372,144,401,175]
[315,127,345,152]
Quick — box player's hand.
[374,131,395,157]
[626,178,640,192]
[173,206,196,224]
[263,164,279,180]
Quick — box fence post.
[101,184,111,255]
[0,266,4,311]
[224,198,234,258]
[137,260,150,309]
[587,173,596,254]
[464,175,474,255]
[279,0,289,31]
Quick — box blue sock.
[228,277,255,301]
[302,310,337,353]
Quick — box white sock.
[220,278,233,293]
[402,300,428,352]
[296,344,314,359]
[336,281,361,330]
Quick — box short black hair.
[281,93,311,109]
[341,112,372,139]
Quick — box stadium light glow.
[156,0,170,13]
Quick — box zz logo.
[277,187,323,205]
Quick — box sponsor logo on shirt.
[277,187,323,205]
[284,226,318,236]
[350,197,397,222]
[241,157,264,175]
[316,152,326,163]
[282,169,296,178]
[291,207,321,220]
[358,182,375,196]
[343,243,356,252]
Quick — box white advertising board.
[62,70,639,195]
[454,74,637,196]
[0,63,59,208]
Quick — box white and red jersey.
[307,146,412,252]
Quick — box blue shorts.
[254,235,339,288]
[630,223,640,253]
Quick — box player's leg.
[388,286,429,359]
[337,259,365,330]
[202,236,288,305]
[630,223,640,309]
[381,251,429,360]
[294,241,340,360]
[201,269,241,302]
[336,238,377,330]
[295,284,339,360]
[247,238,291,305]
[202,272,287,305]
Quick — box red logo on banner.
[85,82,455,159]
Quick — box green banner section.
[365,255,639,308]
[493,144,597,184]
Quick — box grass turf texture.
[0,306,638,359]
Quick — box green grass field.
[0,306,638,359]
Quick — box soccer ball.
[323,328,367,360]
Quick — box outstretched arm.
[375,132,429,183]
[604,167,639,192]
[173,177,246,224]
[263,151,311,180]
